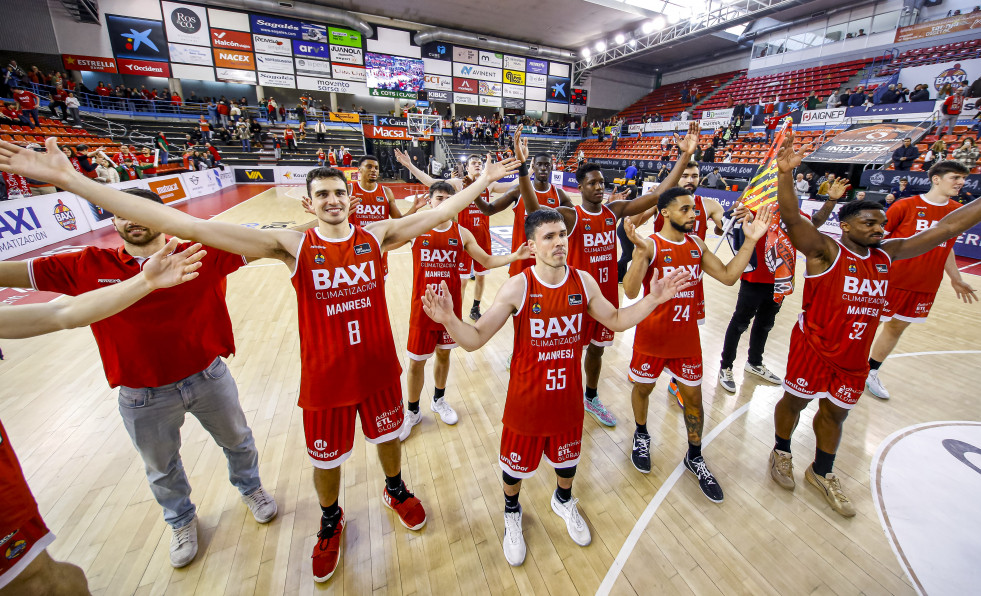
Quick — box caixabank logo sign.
[106,14,170,62]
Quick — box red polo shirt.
[12,89,36,110]
[29,243,246,388]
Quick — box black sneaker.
[469,305,481,321]
[684,454,724,503]
[631,431,651,473]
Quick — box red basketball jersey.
[567,204,618,304]
[348,181,390,226]
[509,183,560,276]
[458,176,490,244]
[885,195,959,293]
[0,420,42,531]
[504,267,588,435]
[654,194,708,240]
[411,223,465,331]
[797,241,891,377]
[634,233,703,358]
[290,226,401,408]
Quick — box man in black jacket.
[847,87,867,107]
[891,138,919,171]
[909,84,931,102]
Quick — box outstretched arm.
[463,227,531,269]
[622,218,655,299]
[394,148,438,187]
[0,239,204,339]
[388,187,427,218]
[369,156,519,251]
[884,197,981,261]
[423,276,523,350]
[946,250,978,304]
[698,206,772,285]
[0,138,302,265]
[774,133,837,266]
[581,268,690,331]
[810,180,845,228]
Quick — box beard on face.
[117,225,162,247]
[670,219,694,233]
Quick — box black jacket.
[909,89,930,102]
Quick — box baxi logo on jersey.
[530,314,582,338]
[420,249,455,262]
[843,276,888,296]
[312,262,376,292]
[584,231,614,248]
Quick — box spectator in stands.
[938,83,953,100]
[295,105,307,139]
[763,110,789,143]
[806,91,820,111]
[205,142,223,168]
[722,149,733,163]
[938,87,965,138]
[1,101,21,125]
[278,103,287,121]
[878,85,900,104]
[65,93,80,124]
[679,110,691,121]
[839,87,851,107]
[230,102,241,124]
[10,82,39,128]
[655,163,671,182]
[854,190,867,202]
[909,84,930,102]
[704,168,729,190]
[342,147,352,167]
[217,98,230,127]
[48,84,69,120]
[924,140,947,171]
[317,148,326,166]
[703,144,716,162]
[236,119,251,153]
[311,118,327,143]
[624,163,638,184]
[272,134,282,160]
[895,83,909,102]
[891,138,919,171]
[806,172,819,197]
[817,173,837,197]
[0,63,16,98]
[154,132,171,165]
[266,98,278,122]
[794,173,809,198]
[62,145,98,179]
[953,137,979,171]
[826,90,841,108]
[197,116,211,143]
[968,76,981,99]
[857,29,866,36]
[136,146,156,166]
[284,125,297,153]
[885,177,915,206]
[117,157,148,181]
[610,121,620,150]
[94,155,120,184]
[848,86,867,107]
[250,118,263,144]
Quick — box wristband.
[518,163,529,177]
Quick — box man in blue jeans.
[2,188,276,569]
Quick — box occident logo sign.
[211,29,252,51]
[171,7,200,34]
[117,59,170,77]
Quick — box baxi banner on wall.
[803,123,930,164]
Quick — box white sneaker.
[170,517,198,568]
[745,363,781,384]
[550,492,591,546]
[399,409,422,441]
[866,370,890,400]
[242,487,278,523]
[430,398,459,425]
[718,367,736,393]
[502,507,526,566]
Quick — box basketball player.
[350,154,427,277]
[865,160,976,399]
[771,137,981,516]
[400,181,531,440]
[0,137,520,583]
[623,188,772,502]
[421,208,691,566]
[0,239,204,596]
[515,122,701,427]
[0,189,278,569]
[716,192,840,393]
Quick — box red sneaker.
[383,485,427,530]
[312,510,344,582]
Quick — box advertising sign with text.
[255,53,293,74]
[257,71,296,88]
[61,54,116,73]
[252,34,291,56]
[453,46,479,64]
[331,63,365,82]
[162,2,210,47]
[211,28,252,51]
[293,57,331,77]
[250,15,301,39]
[330,45,363,65]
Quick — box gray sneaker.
[718,367,736,393]
[745,363,781,384]
[170,517,198,568]
[242,487,278,523]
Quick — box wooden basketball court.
[2,184,979,595]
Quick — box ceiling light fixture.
[595,41,607,52]
[614,33,625,44]
[581,47,591,58]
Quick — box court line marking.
[597,349,981,595]
[596,402,752,596]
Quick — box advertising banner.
[525,86,546,102]
[327,112,360,123]
[331,64,365,82]
[546,77,569,102]
[301,22,327,42]
[292,39,330,59]
[628,124,644,133]
[503,69,525,86]
[452,63,502,82]
[255,53,293,74]
[161,1,209,47]
[546,102,568,114]
[250,15,301,39]
[898,58,981,96]
[503,97,525,110]
[274,166,316,184]
[213,48,255,70]
[252,34,292,56]
[421,42,451,61]
[702,108,733,120]
[454,93,478,106]
[106,14,170,62]
[504,55,525,71]
[117,58,170,77]
[526,59,548,75]
[698,117,730,130]
[861,169,981,194]
[235,167,275,183]
[0,193,92,260]
[61,54,116,73]
[330,45,363,65]
[453,78,478,94]
[549,62,570,78]
[526,73,546,87]
[895,13,981,42]
[800,107,847,125]
[293,57,331,77]
[453,46,479,64]
[296,76,368,94]
[479,51,503,68]
[257,71,296,88]
[503,83,524,98]
[180,168,232,198]
[362,124,430,140]
[479,95,502,107]
[215,67,256,84]
[803,123,930,164]
[844,101,935,122]
[369,89,416,99]
[328,27,362,48]
[425,74,452,90]
[478,81,502,96]
[427,89,451,102]
[587,157,760,179]
[169,43,213,65]
[147,176,188,204]
[211,28,252,51]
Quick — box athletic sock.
[472,299,480,309]
[774,434,792,453]
[385,472,403,496]
[555,485,572,503]
[407,401,419,414]
[504,492,520,513]
[433,387,445,402]
[321,502,340,524]
[636,423,648,436]
[584,386,598,402]
[869,358,882,371]
[687,442,702,460]
[812,449,836,477]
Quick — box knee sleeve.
[502,471,521,486]
[555,464,577,479]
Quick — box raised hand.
[411,192,429,211]
[624,218,654,262]
[0,137,77,188]
[731,201,754,223]
[952,278,978,304]
[674,121,700,155]
[648,267,693,305]
[828,178,850,201]
[142,238,206,289]
[394,148,412,168]
[610,188,631,202]
[775,133,806,173]
[421,280,455,324]
[513,126,529,164]
[743,204,774,242]
[513,241,532,261]
[482,156,520,182]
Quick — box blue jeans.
[118,357,261,528]
[242,138,251,152]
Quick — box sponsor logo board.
[257,71,296,88]
[452,63,501,82]
[292,39,330,58]
[453,77,477,93]
[453,46,478,64]
[117,58,170,77]
[210,28,252,51]
[503,83,524,98]
[106,14,170,62]
[479,95,501,107]
[331,63,365,82]
[503,55,525,71]
[526,59,547,74]
[425,74,452,90]
[213,48,254,70]
[234,168,275,183]
[296,76,368,94]
[526,73,546,87]
[215,67,256,84]
[162,1,209,47]
[255,53,293,74]
[330,45,363,65]
[294,57,331,77]
[250,15,301,39]
[454,93,477,105]
[427,89,451,102]
[478,81,502,96]
[147,176,188,204]
[252,34,291,56]
[503,97,525,110]
[479,51,503,67]
[329,27,362,47]
[169,43,213,65]
[61,54,116,73]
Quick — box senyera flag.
[740,118,798,303]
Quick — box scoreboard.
[571,88,587,106]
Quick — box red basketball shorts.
[628,350,703,386]
[498,425,583,479]
[782,326,866,410]
[881,288,935,323]
[303,382,404,469]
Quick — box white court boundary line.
[597,349,981,595]
[596,402,752,595]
